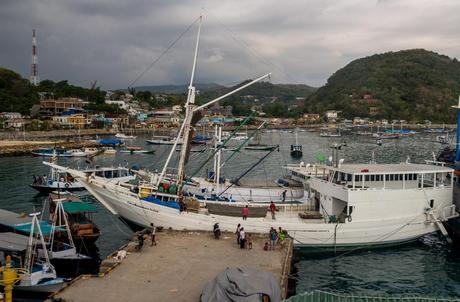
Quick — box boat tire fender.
[65,183,70,188]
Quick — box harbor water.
[1,131,459,297]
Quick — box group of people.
[235,223,253,249]
[32,174,48,185]
[264,227,286,251]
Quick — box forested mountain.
[198,81,317,117]
[0,67,105,114]
[306,49,460,122]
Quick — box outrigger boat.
[14,213,66,294]
[47,16,458,251]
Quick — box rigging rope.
[127,16,201,89]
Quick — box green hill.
[0,67,106,114]
[0,68,39,114]
[306,49,460,122]
[198,81,317,117]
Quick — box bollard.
[2,256,18,302]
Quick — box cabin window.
[385,175,389,181]
[390,175,394,181]
[365,175,370,182]
[355,175,362,182]
[347,174,352,181]
[370,175,375,181]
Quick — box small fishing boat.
[290,132,302,158]
[30,164,136,193]
[119,146,155,154]
[38,199,93,276]
[319,131,341,137]
[83,147,100,155]
[31,148,87,157]
[103,147,117,154]
[146,135,183,145]
[373,133,400,139]
[13,213,66,294]
[244,131,277,151]
[115,133,137,139]
[49,193,101,244]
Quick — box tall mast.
[177,16,202,188]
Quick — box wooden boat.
[1,214,66,295]
[115,133,137,139]
[49,193,101,244]
[244,131,277,151]
[119,146,155,154]
[146,135,183,145]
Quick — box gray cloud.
[1,0,459,89]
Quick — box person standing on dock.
[150,223,157,246]
[269,201,277,220]
[235,224,241,244]
[242,205,249,220]
[269,227,277,250]
[239,227,246,249]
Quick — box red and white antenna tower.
[30,29,39,86]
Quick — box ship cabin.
[304,163,454,224]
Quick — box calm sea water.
[0,130,458,297]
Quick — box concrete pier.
[49,230,293,302]
[0,140,101,157]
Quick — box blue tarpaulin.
[97,139,123,146]
[142,196,180,210]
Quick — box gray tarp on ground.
[200,267,281,302]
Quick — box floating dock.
[49,230,293,302]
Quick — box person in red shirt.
[242,205,249,220]
[269,201,277,220]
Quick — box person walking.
[235,223,241,244]
[150,223,157,246]
[242,205,249,220]
[277,226,286,246]
[269,201,277,220]
[269,227,277,250]
[281,190,287,202]
[239,227,246,249]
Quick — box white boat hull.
[81,178,443,248]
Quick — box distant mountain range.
[306,49,460,122]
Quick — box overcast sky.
[1,0,460,90]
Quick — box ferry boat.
[45,17,458,250]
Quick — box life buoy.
[347,216,352,222]
[65,183,70,188]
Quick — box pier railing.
[285,291,460,302]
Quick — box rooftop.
[330,163,453,174]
